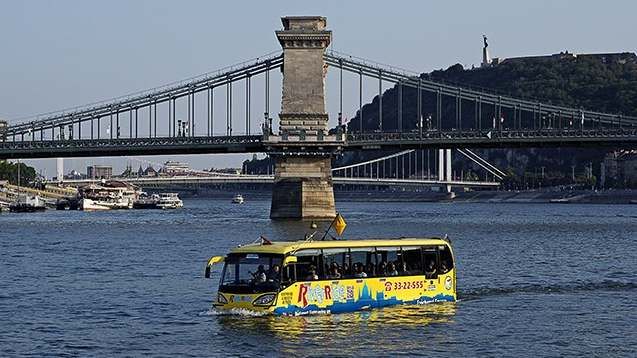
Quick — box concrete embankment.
[453,190,637,204]
[0,183,78,207]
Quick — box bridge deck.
[3,128,637,159]
[0,136,264,159]
[346,129,637,150]
[55,175,499,188]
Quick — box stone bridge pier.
[265,16,343,219]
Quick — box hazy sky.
[1,0,635,176]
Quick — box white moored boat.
[79,181,140,211]
[80,197,132,211]
[80,198,111,211]
[157,193,183,209]
[231,194,244,204]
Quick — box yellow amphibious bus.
[204,238,456,315]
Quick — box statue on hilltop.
[481,34,491,67]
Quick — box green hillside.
[348,52,637,133]
[342,52,637,189]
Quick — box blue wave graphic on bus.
[273,282,454,315]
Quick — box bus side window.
[322,248,347,280]
[282,264,296,288]
[422,247,438,279]
[401,247,423,276]
[375,247,401,277]
[295,249,321,281]
[438,245,454,274]
[348,248,376,278]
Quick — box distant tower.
[481,35,492,67]
[56,158,64,182]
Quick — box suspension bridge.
[2,16,635,218]
[56,149,500,190]
[55,175,499,190]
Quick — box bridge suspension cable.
[332,147,505,183]
[325,50,637,128]
[456,149,506,180]
[8,50,282,124]
[3,47,637,160]
[5,51,284,140]
[331,150,413,171]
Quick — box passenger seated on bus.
[439,260,450,274]
[305,265,319,281]
[424,260,437,279]
[365,263,375,277]
[398,261,409,275]
[387,262,399,276]
[327,263,341,279]
[378,261,387,275]
[267,264,280,282]
[349,263,357,276]
[353,263,367,278]
[252,265,267,283]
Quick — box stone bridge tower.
[266,16,342,219]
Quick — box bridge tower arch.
[438,149,452,194]
[267,16,341,219]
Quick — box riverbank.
[450,189,637,204]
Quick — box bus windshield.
[220,253,283,293]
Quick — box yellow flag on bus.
[334,213,347,236]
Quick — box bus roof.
[229,237,451,255]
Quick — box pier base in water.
[270,156,336,220]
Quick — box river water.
[1,199,635,357]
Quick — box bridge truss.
[1,50,637,160]
[325,51,637,150]
[0,52,283,158]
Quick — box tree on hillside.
[0,160,37,185]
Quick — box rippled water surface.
[1,200,636,357]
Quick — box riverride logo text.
[297,283,353,307]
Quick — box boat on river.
[133,193,160,209]
[78,181,140,211]
[55,197,81,210]
[9,195,46,213]
[204,237,456,315]
[157,193,183,209]
[8,161,46,213]
[80,197,132,211]
[231,194,244,204]
[132,192,184,209]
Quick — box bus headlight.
[217,293,228,304]
[444,276,453,290]
[253,293,276,306]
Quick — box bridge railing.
[0,135,265,159]
[346,128,637,142]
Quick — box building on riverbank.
[161,161,190,176]
[87,165,113,180]
[603,151,637,187]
